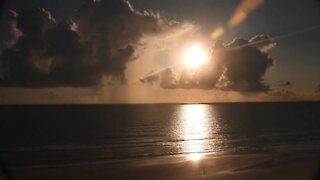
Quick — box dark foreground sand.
[2,152,320,180]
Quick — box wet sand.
[3,152,320,180]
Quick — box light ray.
[138,24,320,83]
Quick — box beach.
[5,152,320,180]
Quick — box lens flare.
[211,26,225,39]
[228,0,264,28]
[210,0,264,40]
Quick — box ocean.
[1,102,320,169]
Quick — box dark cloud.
[17,7,56,35]
[0,0,276,91]
[140,71,159,85]
[278,81,291,87]
[268,89,296,97]
[249,35,276,52]
[218,37,275,92]
[0,0,176,87]
[5,10,21,45]
[142,36,276,92]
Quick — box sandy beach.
[4,151,319,180]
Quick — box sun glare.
[179,104,211,161]
[183,44,209,68]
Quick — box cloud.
[218,37,275,92]
[0,0,276,93]
[141,59,223,90]
[249,35,276,52]
[139,71,159,85]
[5,10,21,45]
[268,89,296,97]
[278,81,291,87]
[142,35,276,92]
[0,0,178,87]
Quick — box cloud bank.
[278,81,291,87]
[0,0,278,94]
[0,0,178,87]
[142,35,276,92]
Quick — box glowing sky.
[0,0,319,104]
[131,0,320,93]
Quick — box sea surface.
[1,102,320,168]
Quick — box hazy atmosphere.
[0,0,319,104]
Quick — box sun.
[183,44,209,68]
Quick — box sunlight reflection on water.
[178,104,214,160]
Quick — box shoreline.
[7,151,320,180]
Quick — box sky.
[0,0,319,104]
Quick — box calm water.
[1,102,320,168]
